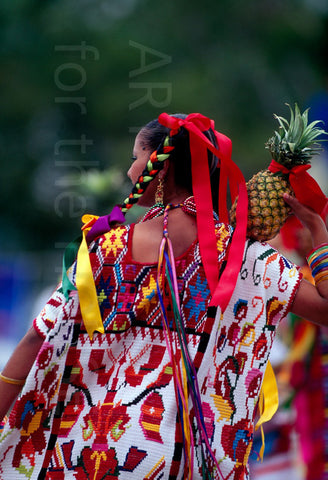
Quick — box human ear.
[159,159,170,178]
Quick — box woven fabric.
[0,222,301,480]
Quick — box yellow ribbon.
[255,360,279,461]
[76,214,105,340]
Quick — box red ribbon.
[268,159,328,215]
[158,113,248,313]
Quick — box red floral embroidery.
[9,391,48,467]
[221,419,253,465]
[75,446,119,479]
[83,399,131,449]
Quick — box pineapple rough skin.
[230,170,292,241]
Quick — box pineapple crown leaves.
[265,103,328,168]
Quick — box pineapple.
[230,103,327,241]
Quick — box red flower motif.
[9,390,49,468]
[221,419,253,465]
[83,400,131,450]
[74,446,119,479]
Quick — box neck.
[163,186,191,206]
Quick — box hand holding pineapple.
[283,193,328,248]
[230,104,328,241]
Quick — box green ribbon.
[61,235,81,300]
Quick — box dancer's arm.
[0,326,43,423]
[285,194,328,324]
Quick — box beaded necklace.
[139,196,216,223]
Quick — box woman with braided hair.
[0,112,328,480]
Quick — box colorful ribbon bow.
[158,113,248,313]
[62,206,125,340]
[268,159,327,215]
[159,112,212,136]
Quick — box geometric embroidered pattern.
[0,223,302,479]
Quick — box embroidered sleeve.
[33,283,68,339]
[236,239,303,325]
[33,226,131,339]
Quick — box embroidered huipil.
[0,220,301,480]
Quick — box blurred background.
[1,0,328,477]
[1,0,328,362]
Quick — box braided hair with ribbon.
[121,114,221,213]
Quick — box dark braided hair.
[121,114,220,213]
[120,135,173,213]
